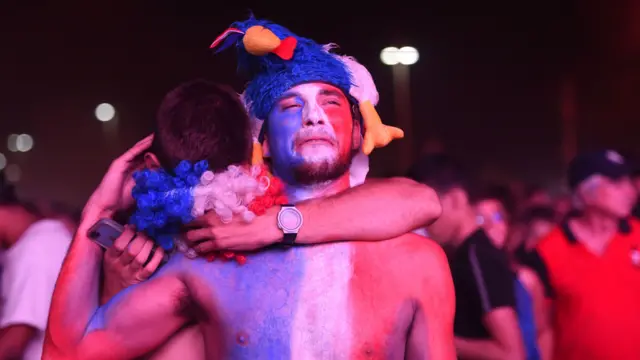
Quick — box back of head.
[471,183,516,217]
[152,79,252,172]
[407,153,471,195]
[408,154,476,243]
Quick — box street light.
[380,46,419,172]
[380,46,419,66]
[95,103,116,122]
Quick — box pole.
[392,64,413,172]
[560,77,577,166]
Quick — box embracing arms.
[187,177,442,252]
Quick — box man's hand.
[84,134,153,219]
[184,207,281,253]
[101,227,165,304]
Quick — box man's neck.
[447,210,479,251]
[285,173,350,204]
[570,209,620,255]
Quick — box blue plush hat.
[211,16,404,164]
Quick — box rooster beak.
[242,26,281,56]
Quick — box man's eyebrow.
[319,89,344,98]
[277,92,298,102]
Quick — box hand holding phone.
[87,218,169,265]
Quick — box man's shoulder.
[383,234,449,278]
[537,226,569,258]
[384,234,453,299]
[5,219,71,268]
[17,219,71,251]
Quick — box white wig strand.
[338,55,379,106]
[191,165,269,223]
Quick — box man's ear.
[352,120,362,151]
[262,138,271,158]
[448,187,470,211]
[144,152,161,169]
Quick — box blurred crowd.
[1,146,639,360]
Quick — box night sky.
[2,0,639,206]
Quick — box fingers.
[186,212,221,229]
[107,227,136,258]
[185,227,214,244]
[193,240,217,254]
[130,239,154,271]
[111,134,154,169]
[139,247,165,279]
[119,234,148,266]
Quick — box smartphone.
[87,218,124,249]
[87,218,171,265]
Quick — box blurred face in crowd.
[526,218,554,245]
[475,199,508,248]
[633,175,640,194]
[578,175,636,218]
[554,195,572,221]
[427,187,471,244]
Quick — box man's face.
[582,176,636,218]
[427,188,468,245]
[475,199,508,248]
[633,175,640,193]
[265,82,356,185]
[528,219,554,243]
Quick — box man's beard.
[292,154,352,185]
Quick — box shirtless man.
[45,20,455,359]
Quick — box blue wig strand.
[129,160,209,250]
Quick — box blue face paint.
[266,96,305,185]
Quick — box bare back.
[88,234,453,359]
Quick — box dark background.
[2,0,640,205]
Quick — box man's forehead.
[280,83,347,100]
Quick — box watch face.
[279,207,303,231]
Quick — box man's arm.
[73,275,190,360]
[45,211,108,357]
[455,309,524,360]
[188,177,442,252]
[518,267,552,360]
[45,221,188,360]
[406,240,456,360]
[454,245,525,360]
[46,135,155,357]
[0,229,68,360]
[0,325,36,360]
[296,177,441,243]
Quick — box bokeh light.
[16,134,34,152]
[7,134,18,152]
[5,164,21,182]
[95,103,116,122]
[380,46,419,66]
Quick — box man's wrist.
[261,206,284,246]
[81,204,114,224]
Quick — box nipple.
[236,331,250,346]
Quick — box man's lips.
[296,137,335,146]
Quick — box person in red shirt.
[537,150,640,360]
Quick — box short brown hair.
[152,79,252,172]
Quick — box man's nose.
[304,105,325,126]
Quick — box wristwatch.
[277,204,303,245]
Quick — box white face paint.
[290,83,340,166]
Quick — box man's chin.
[293,159,349,185]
